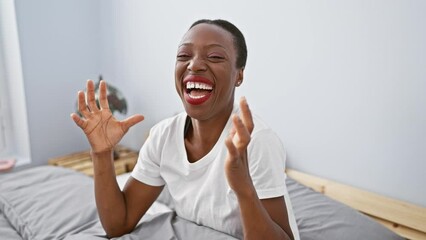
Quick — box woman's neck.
[184,106,234,162]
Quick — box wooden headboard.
[286,169,426,240]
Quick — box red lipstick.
[183,75,214,105]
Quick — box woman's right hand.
[71,80,144,153]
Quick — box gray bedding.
[0,166,403,240]
[0,211,23,240]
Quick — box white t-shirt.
[131,106,299,239]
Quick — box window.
[0,0,31,165]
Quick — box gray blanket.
[0,166,403,240]
[0,166,236,240]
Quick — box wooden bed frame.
[286,169,426,240]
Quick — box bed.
[0,166,424,240]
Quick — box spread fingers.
[99,80,110,110]
[86,80,100,112]
[231,114,251,150]
[239,97,254,134]
[77,91,90,117]
[70,112,87,129]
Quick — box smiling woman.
[175,20,245,123]
[71,19,299,240]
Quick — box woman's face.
[175,23,243,121]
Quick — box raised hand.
[224,97,255,196]
[71,80,144,153]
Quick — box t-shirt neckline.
[179,106,238,170]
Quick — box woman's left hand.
[224,97,256,197]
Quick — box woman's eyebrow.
[206,43,227,50]
[178,42,227,50]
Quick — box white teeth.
[188,94,205,99]
[186,81,213,90]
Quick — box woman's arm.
[71,80,162,237]
[224,97,293,240]
[91,150,163,238]
[235,190,293,240]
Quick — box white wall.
[99,0,426,207]
[14,0,101,165]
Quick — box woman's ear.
[235,68,244,87]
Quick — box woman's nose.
[187,56,207,72]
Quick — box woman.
[71,19,299,240]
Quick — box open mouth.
[185,81,213,98]
[183,76,214,105]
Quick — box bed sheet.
[0,166,236,240]
[286,175,404,240]
[0,166,404,240]
[0,211,23,240]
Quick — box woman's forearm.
[91,150,130,237]
[236,187,292,240]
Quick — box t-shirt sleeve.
[131,126,166,187]
[248,129,288,199]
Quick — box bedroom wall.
[11,0,424,207]
[14,0,101,166]
[98,0,426,207]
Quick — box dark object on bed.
[0,166,403,240]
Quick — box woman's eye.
[177,54,191,60]
[208,55,224,60]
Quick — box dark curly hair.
[190,19,247,69]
